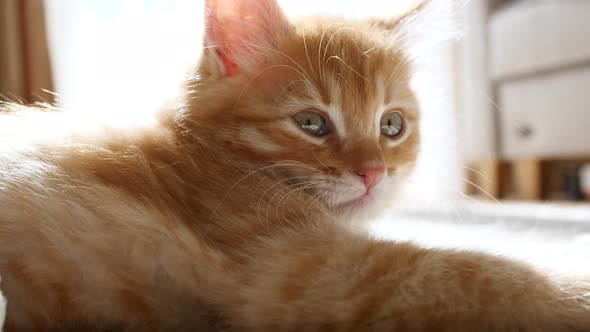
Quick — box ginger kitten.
[0,0,589,331]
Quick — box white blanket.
[370,201,590,276]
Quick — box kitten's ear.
[202,0,289,77]
[371,0,462,63]
[369,0,431,32]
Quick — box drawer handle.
[516,125,533,139]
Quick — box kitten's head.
[188,0,429,220]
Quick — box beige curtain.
[0,0,54,104]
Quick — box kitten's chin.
[335,192,374,210]
[330,192,398,224]
[328,176,407,223]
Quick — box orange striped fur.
[0,0,589,331]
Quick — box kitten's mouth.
[335,191,374,209]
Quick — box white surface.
[489,1,590,79]
[498,66,590,159]
[370,201,590,276]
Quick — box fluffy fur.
[0,0,589,331]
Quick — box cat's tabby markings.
[0,0,589,331]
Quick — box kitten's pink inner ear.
[217,49,239,76]
[205,0,286,76]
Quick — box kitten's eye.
[293,111,329,137]
[380,111,404,138]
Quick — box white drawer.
[498,66,590,160]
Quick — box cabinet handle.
[517,124,533,138]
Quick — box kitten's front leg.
[221,223,590,332]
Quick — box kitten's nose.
[355,167,385,191]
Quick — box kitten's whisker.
[303,190,324,211]
[318,22,345,87]
[212,161,319,218]
[276,181,321,226]
[275,79,311,103]
[450,176,500,203]
[245,42,315,84]
[315,190,335,215]
[325,56,369,82]
[322,26,356,72]
[266,180,317,226]
[385,55,411,87]
[276,159,323,174]
[257,175,309,219]
[457,72,532,134]
[463,166,493,184]
[311,148,330,172]
[301,30,317,80]
[312,189,330,208]
[277,182,318,225]
[335,73,353,91]
[424,166,500,203]
[0,92,24,105]
[233,64,311,116]
[362,46,376,56]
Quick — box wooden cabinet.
[498,66,590,160]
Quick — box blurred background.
[459,0,590,204]
[1,0,589,207]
